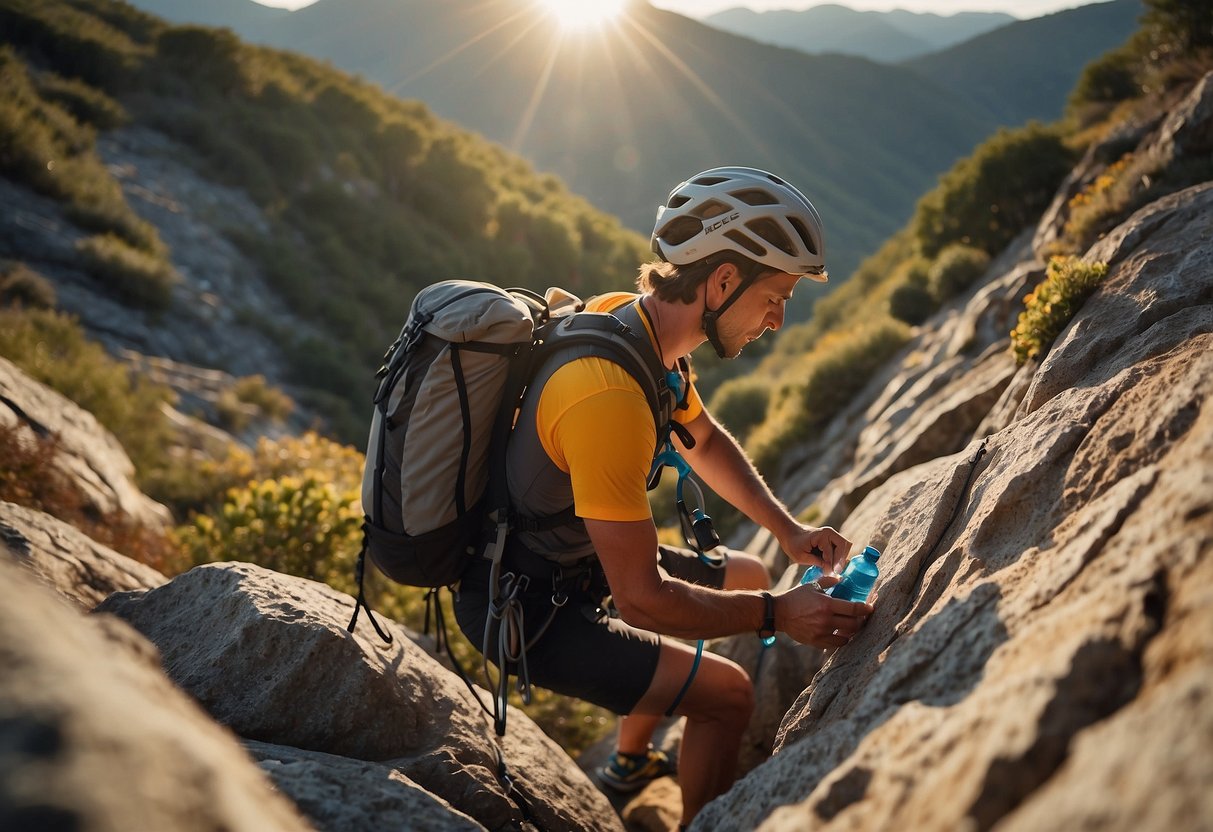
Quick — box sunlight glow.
[535,0,627,30]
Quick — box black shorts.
[452,543,729,715]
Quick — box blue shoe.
[598,747,676,793]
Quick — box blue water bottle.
[827,546,881,602]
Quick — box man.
[454,167,873,827]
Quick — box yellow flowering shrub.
[1011,256,1109,365]
[175,474,363,587]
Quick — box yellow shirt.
[534,293,703,522]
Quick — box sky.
[252,0,1105,20]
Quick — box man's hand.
[777,583,872,648]
[780,525,853,574]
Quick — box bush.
[929,244,991,301]
[76,233,177,310]
[35,72,127,129]
[0,308,177,485]
[175,474,363,583]
[889,282,936,326]
[1068,44,1142,124]
[0,262,56,309]
[749,318,911,476]
[708,377,771,444]
[912,122,1077,259]
[1011,256,1109,365]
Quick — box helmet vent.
[731,188,778,206]
[746,217,795,257]
[724,229,766,257]
[660,216,705,246]
[668,195,692,209]
[789,216,819,256]
[692,176,729,186]
[693,199,731,220]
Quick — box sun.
[535,0,627,30]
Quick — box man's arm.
[583,517,869,646]
[677,409,852,572]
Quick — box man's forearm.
[616,578,770,640]
[683,414,799,542]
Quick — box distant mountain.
[122,0,288,29]
[117,0,1139,283]
[212,0,1004,283]
[703,4,1014,62]
[904,0,1143,125]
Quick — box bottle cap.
[862,545,881,560]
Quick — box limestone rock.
[0,500,166,610]
[0,356,171,530]
[692,183,1213,831]
[245,740,486,831]
[0,556,312,832]
[96,562,624,832]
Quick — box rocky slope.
[692,73,1213,830]
[1,71,1210,832]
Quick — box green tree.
[1143,0,1213,51]
[912,122,1076,259]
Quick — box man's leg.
[630,639,755,825]
[610,550,770,775]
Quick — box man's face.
[715,272,800,359]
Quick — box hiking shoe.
[598,748,676,793]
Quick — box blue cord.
[665,638,704,716]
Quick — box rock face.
[0,356,171,530]
[692,184,1213,829]
[0,499,166,610]
[0,555,313,832]
[97,561,624,832]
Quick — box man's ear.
[707,262,736,306]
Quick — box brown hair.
[636,253,770,304]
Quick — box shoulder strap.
[540,308,674,429]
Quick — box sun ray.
[617,13,772,158]
[386,2,535,94]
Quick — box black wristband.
[757,591,776,639]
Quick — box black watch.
[757,591,776,640]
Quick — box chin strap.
[701,273,758,359]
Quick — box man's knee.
[724,552,770,591]
[687,660,754,723]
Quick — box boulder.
[0,500,166,610]
[692,184,1213,830]
[96,562,624,832]
[0,356,171,530]
[245,740,485,831]
[0,555,312,832]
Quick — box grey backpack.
[348,280,675,642]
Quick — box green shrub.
[1068,44,1142,124]
[0,308,177,487]
[0,262,56,309]
[1011,256,1109,365]
[35,72,127,129]
[912,122,1077,259]
[175,474,362,583]
[889,281,936,325]
[749,318,911,476]
[929,244,991,301]
[709,377,772,444]
[76,233,178,310]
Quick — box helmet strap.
[701,271,756,359]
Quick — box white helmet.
[651,166,827,282]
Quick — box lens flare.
[535,0,626,30]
